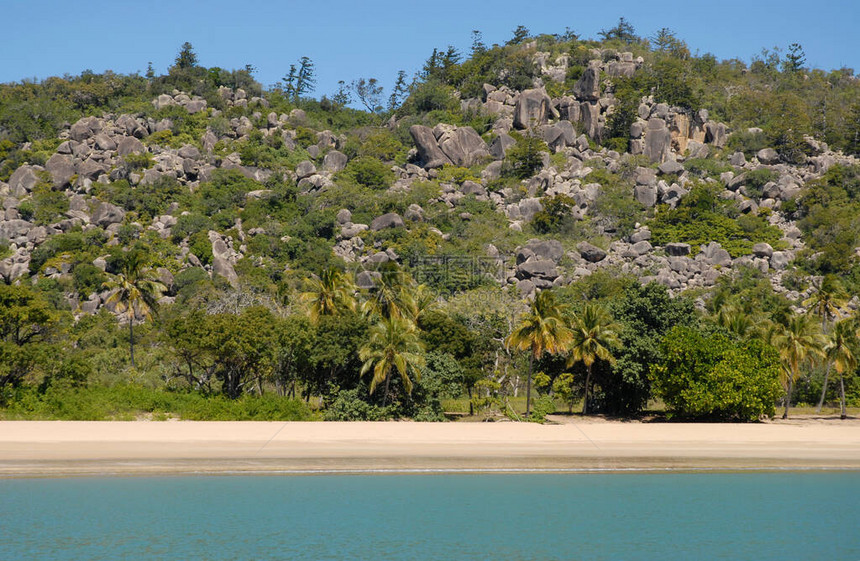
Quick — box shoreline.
[2,419,859,477]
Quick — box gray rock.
[369,212,405,231]
[76,158,107,180]
[752,243,774,258]
[461,181,486,197]
[435,125,490,167]
[69,116,101,142]
[0,219,33,240]
[516,279,536,297]
[409,125,452,168]
[518,198,543,222]
[513,88,555,129]
[573,64,600,101]
[557,96,580,121]
[527,239,564,262]
[518,258,559,280]
[117,136,145,157]
[185,99,207,114]
[644,119,672,163]
[634,184,658,207]
[756,148,780,165]
[629,228,651,243]
[177,145,200,160]
[607,60,637,78]
[323,150,348,173]
[577,241,607,263]
[770,251,792,270]
[701,242,731,266]
[92,202,125,227]
[658,160,684,175]
[45,154,75,188]
[729,152,746,166]
[295,160,317,179]
[631,240,653,255]
[93,134,117,151]
[665,242,691,256]
[488,133,516,160]
[336,209,352,225]
[705,121,727,147]
[580,102,601,140]
[8,165,40,196]
[516,247,535,265]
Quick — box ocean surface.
[1,471,858,560]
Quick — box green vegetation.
[1,30,859,422]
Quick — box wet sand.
[1,419,859,477]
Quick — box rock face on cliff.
[409,124,490,168]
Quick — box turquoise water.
[1,472,858,560]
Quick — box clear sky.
[2,0,858,99]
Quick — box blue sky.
[2,0,858,99]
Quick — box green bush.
[650,326,783,421]
[337,156,394,189]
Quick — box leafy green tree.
[283,57,316,102]
[825,319,857,419]
[0,284,55,390]
[783,43,806,73]
[359,317,425,401]
[351,77,384,113]
[568,303,620,415]
[771,313,826,418]
[173,42,198,70]
[388,70,410,111]
[506,25,530,46]
[101,250,166,368]
[506,290,572,419]
[599,17,637,43]
[204,306,278,398]
[651,326,783,421]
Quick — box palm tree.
[506,290,572,419]
[102,250,166,368]
[360,263,416,321]
[803,275,848,412]
[771,313,826,419]
[567,302,620,415]
[359,316,425,402]
[301,268,356,323]
[826,319,857,420]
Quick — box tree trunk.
[582,363,592,416]
[467,386,473,416]
[839,374,847,420]
[783,377,794,419]
[128,315,135,368]
[383,372,391,406]
[525,355,533,420]
[815,364,831,414]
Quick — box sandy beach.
[1,418,858,476]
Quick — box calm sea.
[1,472,858,560]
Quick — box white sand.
[1,419,858,476]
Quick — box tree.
[388,70,409,111]
[359,317,425,402]
[825,319,857,419]
[204,306,278,398]
[301,268,356,324]
[283,57,316,102]
[783,43,806,73]
[599,17,637,44]
[470,30,487,55]
[771,314,826,419]
[173,42,198,70]
[351,77,384,113]
[506,290,572,419]
[0,284,55,389]
[802,275,848,412]
[651,326,783,421]
[101,250,166,368]
[507,25,530,46]
[567,303,620,415]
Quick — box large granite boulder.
[644,119,672,163]
[45,154,75,188]
[573,64,601,101]
[369,213,405,231]
[410,125,452,168]
[69,116,102,142]
[92,202,125,227]
[513,88,555,130]
[435,125,490,167]
[8,165,41,196]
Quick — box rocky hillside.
[1,26,859,419]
